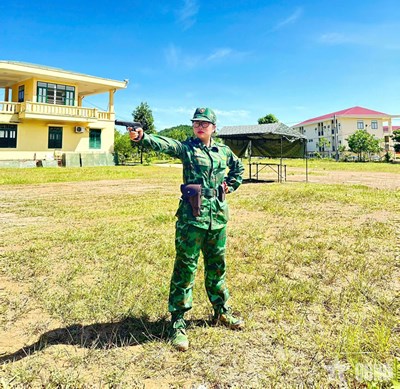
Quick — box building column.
[78,95,84,107]
[4,87,10,102]
[109,89,115,113]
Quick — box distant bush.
[158,125,193,141]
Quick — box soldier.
[129,107,245,351]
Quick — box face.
[192,121,215,143]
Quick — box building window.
[0,124,17,148]
[48,127,63,149]
[371,120,378,129]
[357,120,364,129]
[37,82,75,105]
[18,85,25,102]
[89,129,101,149]
[317,122,324,136]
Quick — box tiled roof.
[383,125,400,132]
[294,106,391,127]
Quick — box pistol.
[115,120,142,130]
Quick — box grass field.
[0,164,399,388]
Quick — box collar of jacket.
[192,137,219,152]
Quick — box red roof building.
[292,106,396,158]
[294,106,391,127]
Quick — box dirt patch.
[303,170,400,190]
[279,167,399,189]
[0,275,60,354]
[0,179,168,201]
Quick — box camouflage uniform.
[141,132,244,317]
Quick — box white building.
[292,106,396,158]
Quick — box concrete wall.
[0,152,115,168]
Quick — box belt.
[201,188,217,198]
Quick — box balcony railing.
[0,102,20,113]
[0,101,112,121]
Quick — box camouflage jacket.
[141,133,244,230]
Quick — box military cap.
[191,107,217,124]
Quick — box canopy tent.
[218,122,308,182]
[218,122,307,158]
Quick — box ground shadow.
[242,178,276,184]
[0,316,209,364]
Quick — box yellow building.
[0,61,127,167]
[292,106,397,159]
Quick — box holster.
[218,184,226,202]
[180,184,202,217]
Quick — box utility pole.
[334,114,339,162]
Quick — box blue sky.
[1,0,400,130]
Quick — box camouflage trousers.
[168,221,230,315]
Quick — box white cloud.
[164,44,248,69]
[318,32,355,45]
[318,23,400,50]
[214,109,251,118]
[206,48,250,63]
[206,48,233,62]
[164,44,202,69]
[274,7,303,30]
[164,44,180,68]
[177,0,199,30]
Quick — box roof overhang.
[294,108,396,127]
[218,123,306,140]
[218,132,306,139]
[0,61,128,96]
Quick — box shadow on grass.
[242,178,276,184]
[0,316,209,364]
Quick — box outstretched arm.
[129,127,184,159]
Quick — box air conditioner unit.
[75,126,85,133]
